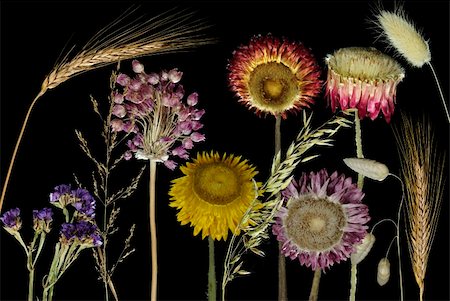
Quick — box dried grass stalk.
[393,112,446,301]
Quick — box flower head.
[113,60,205,169]
[1,208,22,234]
[49,184,73,208]
[33,207,53,233]
[169,151,261,241]
[71,188,96,219]
[272,169,370,270]
[325,47,404,123]
[228,34,322,118]
[60,220,102,247]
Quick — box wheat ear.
[0,7,214,212]
[393,112,446,301]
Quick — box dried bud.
[377,257,390,286]
[343,158,389,181]
[132,60,145,73]
[351,233,376,265]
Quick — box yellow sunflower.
[169,151,261,241]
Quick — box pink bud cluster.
[112,60,205,170]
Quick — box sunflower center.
[193,163,240,205]
[285,197,346,252]
[248,62,299,113]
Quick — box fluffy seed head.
[374,9,431,67]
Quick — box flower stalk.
[149,160,158,301]
[275,115,287,301]
[309,269,321,301]
[208,237,217,301]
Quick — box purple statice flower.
[0,208,22,233]
[75,220,102,247]
[113,60,206,169]
[33,207,53,233]
[60,223,77,244]
[71,188,96,219]
[60,221,102,247]
[50,184,72,202]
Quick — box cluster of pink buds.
[111,60,205,170]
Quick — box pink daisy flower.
[272,169,370,270]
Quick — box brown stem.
[275,115,287,301]
[149,160,158,301]
[0,90,45,212]
[309,269,321,301]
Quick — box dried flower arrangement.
[0,2,448,301]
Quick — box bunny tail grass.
[373,7,430,68]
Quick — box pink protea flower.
[325,47,404,123]
[113,60,206,170]
[228,34,322,118]
[272,169,370,270]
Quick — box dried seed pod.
[377,257,391,286]
[343,158,389,181]
[351,233,376,265]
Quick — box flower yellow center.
[248,62,299,114]
[193,163,240,205]
[263,79,284,99]
[308,216,326,232]
[285,197,346,252]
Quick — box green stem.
[149,160,158,301]
[354,110,364,188]
[309,269,321,301]
[28,268,35,301]
[349,264,357,301]
[208,237,217,301]
[349,110,364,301]
[275,115,287,301]
[33,232,46,266]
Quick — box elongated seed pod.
[351,233,376,265]
[343,158,389,181]
[377,257,390,286]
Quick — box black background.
[0,1,449,300]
